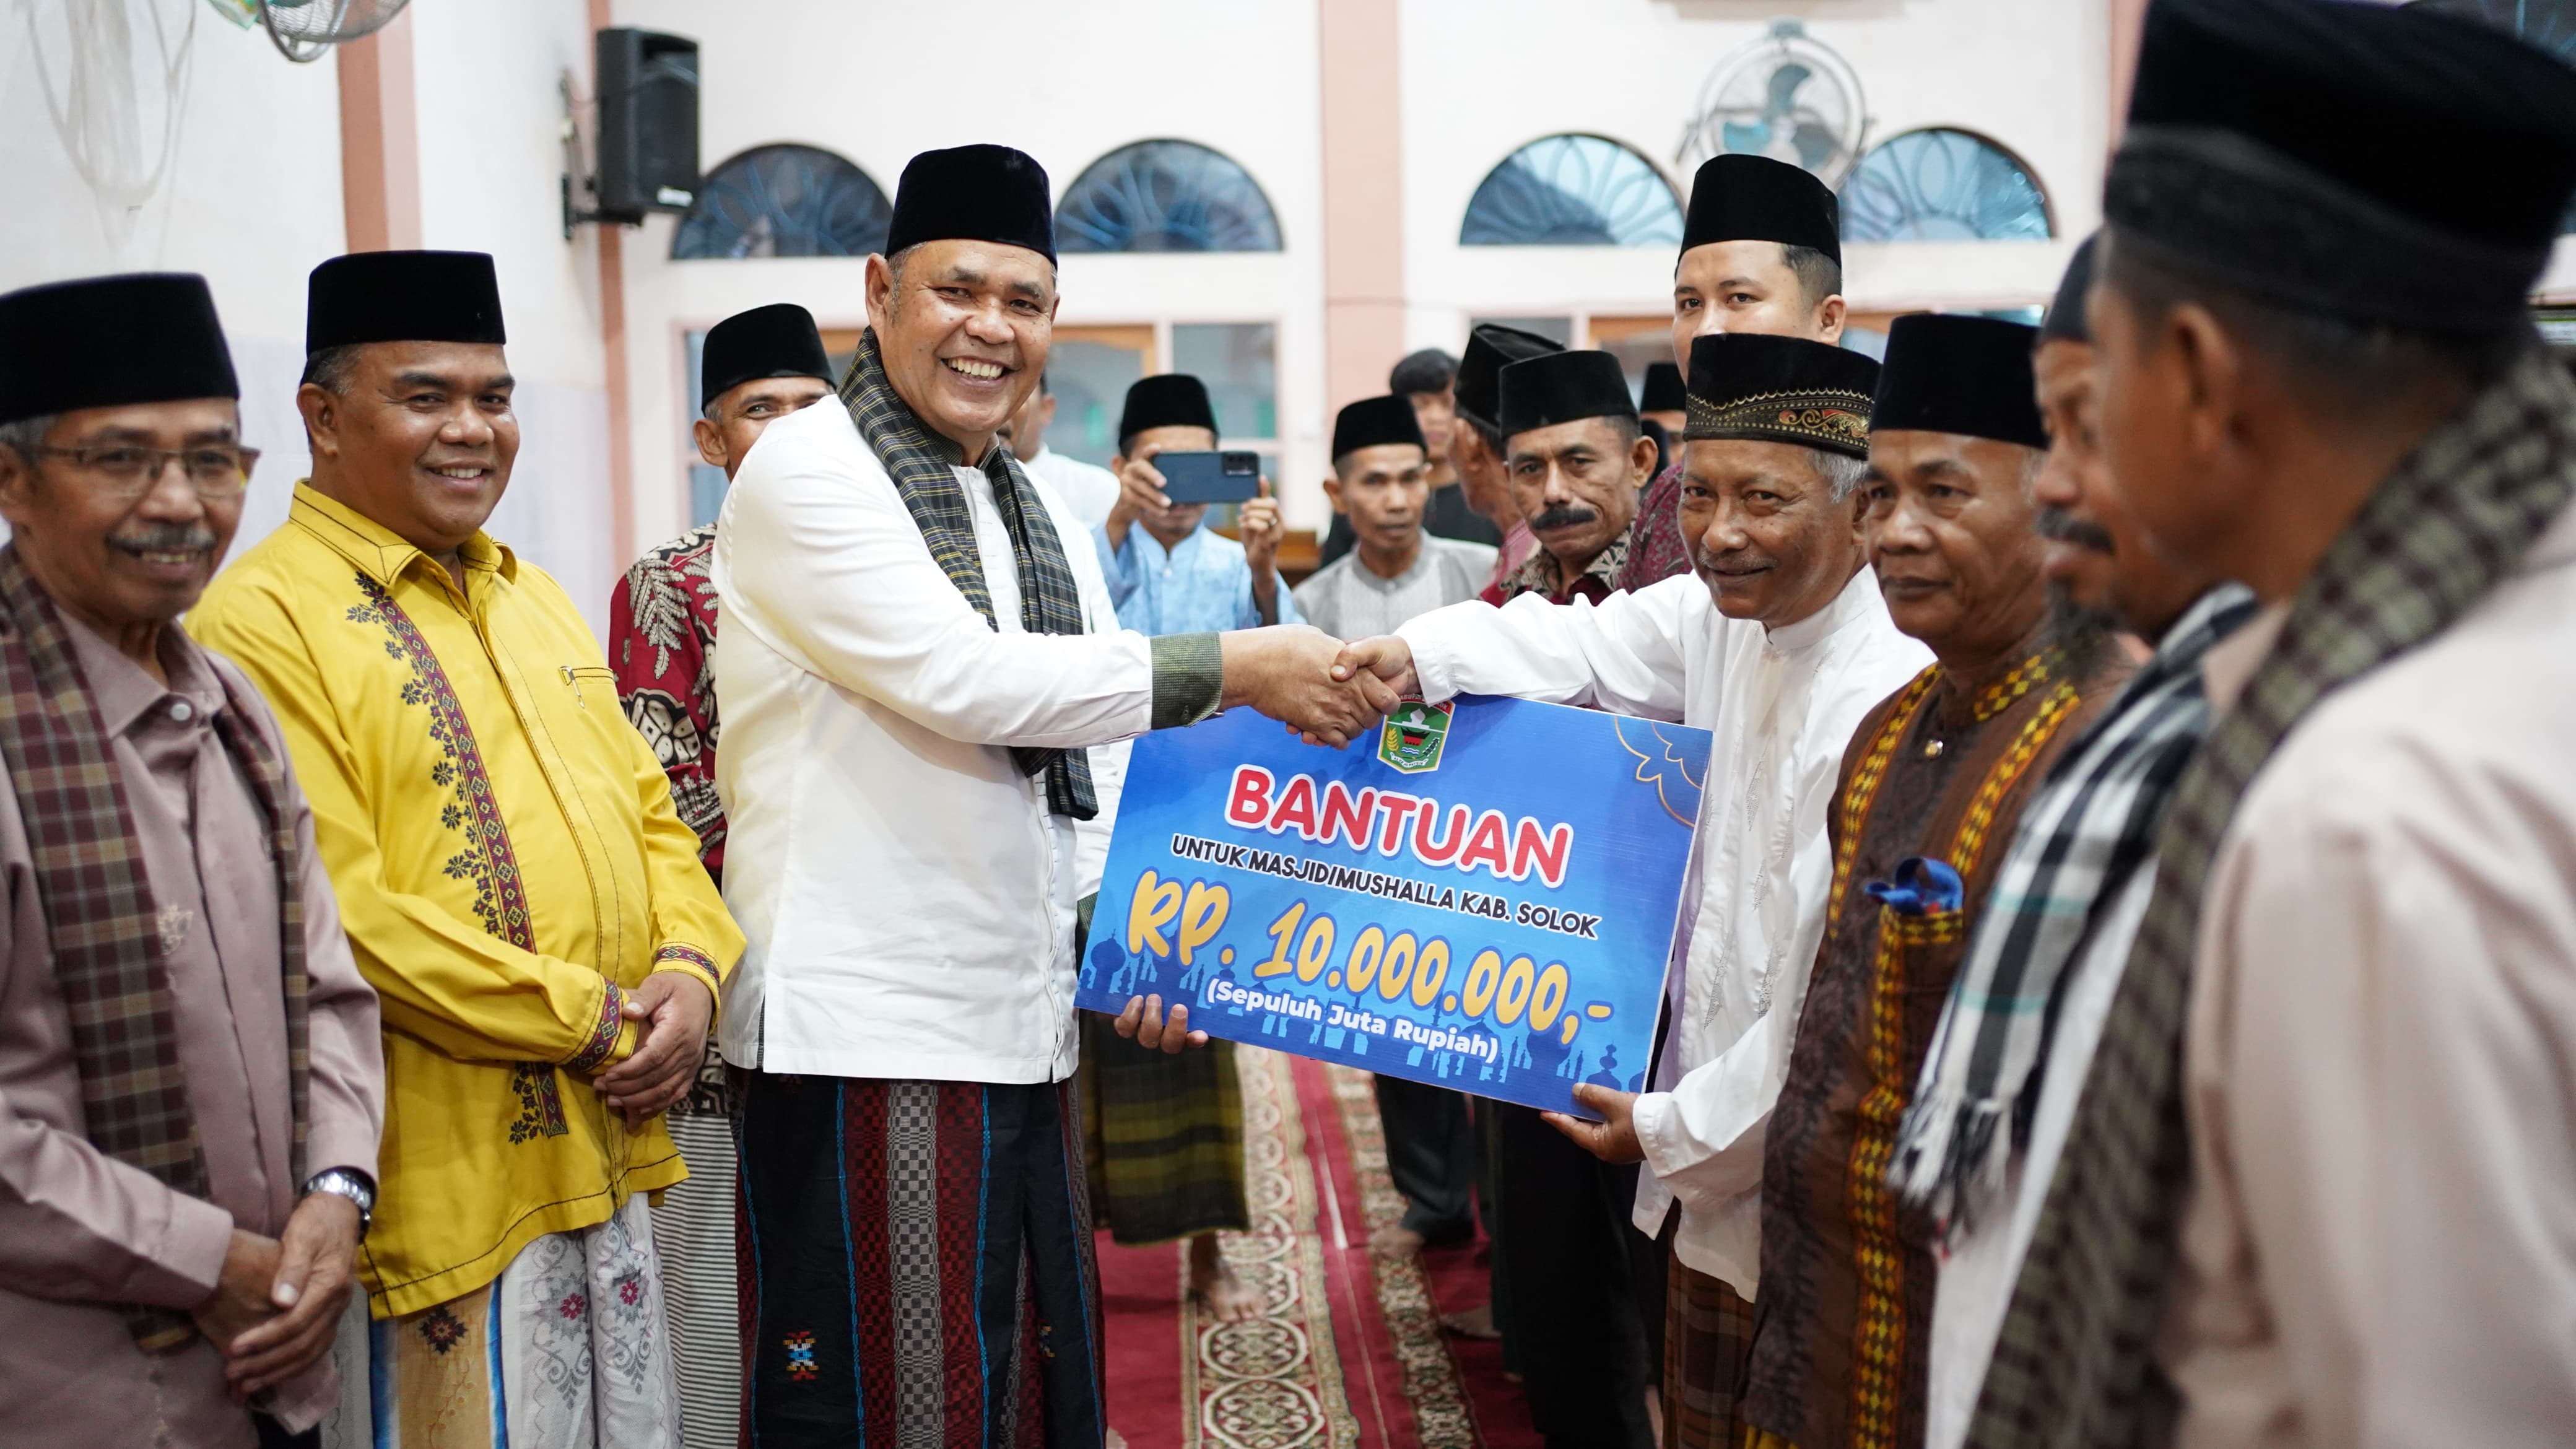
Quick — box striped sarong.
[1078,1015,1250,1246]
[737,1071,1105,1448]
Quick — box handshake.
[1216,626,1424,748]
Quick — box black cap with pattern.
[1682,333,1877,459]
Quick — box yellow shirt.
[190,484,743,1317]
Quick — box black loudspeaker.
[594,28,699,221]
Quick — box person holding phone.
[1094,373,1301,632]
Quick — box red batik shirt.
[611,524,725,882]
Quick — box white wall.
[1398,0,2107,360]
[0,1,344,547]
[608,0,1333,538]
[409,0,618,633]
[0,1,620,635]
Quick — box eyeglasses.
[29,444,259,500]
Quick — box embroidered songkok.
[1684,331,1879,459]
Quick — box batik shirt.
[1482,524,1632,606]
[611,525,724,881]
[1741,642,2124,1449]
[1618,458,1694,594]
[189,484,744,1317]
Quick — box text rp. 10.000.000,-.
[1076,695,1711,1118]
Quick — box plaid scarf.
[1892,583,2255,1242]
[0,544,308,1350]
[838,328,1096,819]
[1970,347,2576,1448]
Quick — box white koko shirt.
[1399,567,1929,1293]
[713,400,1151,1085]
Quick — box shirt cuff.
[650,944,726,1024]
[142,1191,237,1310]
[1395,619,1463,704]
[1150,632,1224,729]
[564,979,628,1074]
[1632,1090,1690,1186]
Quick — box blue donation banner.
[1077,696,1711,1118]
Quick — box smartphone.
[1155,450,1262,504]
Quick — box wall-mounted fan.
[258,0,411,63]
[1677,20,1870,189]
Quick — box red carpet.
[1097,1047,1543,1449]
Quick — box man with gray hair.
[1333,331,1930,1447]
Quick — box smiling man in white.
[713,144,1388,1449]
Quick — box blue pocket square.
[1864,856,1965,916]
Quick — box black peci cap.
[1683,332,1878,459]
[0,273,238,426]
[2040,236,2100,346]
[1332,394,1427,461]
[1454,323,1564,432]
[1874,315,2047,451]
[305,251,506,355]
[1497,349,1637,442]
[1117,374,1218,450]
[1681,154,1841,266]
[1640,360,1686,416]
[2108,0,2576,330]
[701,303,833,411]
[885,144,1057,265]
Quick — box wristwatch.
[303,1167,376,1241]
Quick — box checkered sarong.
[1664,1254,1757,1449]
[1970,349,2576,1447]
[838,328,1096,819]
[0,543,308,1349]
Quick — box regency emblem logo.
[1378,700,1455,775]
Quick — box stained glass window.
[672,145,893,260]
[1056,141,1283,253]
[2412,0,2576,232]
[1839,129,2053,243]
[1461,136,1684,248]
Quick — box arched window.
[1839,129,2053,243]
[1056,141,1283,253]
[1460,135,1684,247]
[2410,0,2576,232]
[672,144,893,259]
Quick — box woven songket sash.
[1891,585,2255,1243]
[838,328,1097,819]
[0,544,309,1351]
[1972,349,2576,1448]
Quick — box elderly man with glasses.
[0,272,385,1449]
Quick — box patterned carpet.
[1098,1048,1539,1449]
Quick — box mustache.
[2035,505,2115,554]
[108,524,219,554]
[1529,503,1600,531]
